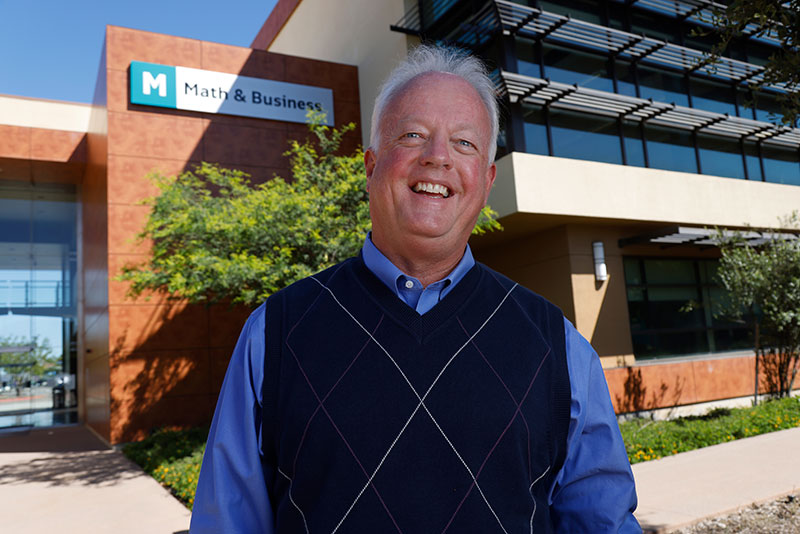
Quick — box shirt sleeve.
[190,303,275,534]
[550,318,641,533]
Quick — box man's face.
[365,72,496,262]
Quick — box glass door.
[0,182,78,429]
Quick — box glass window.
[743,141,763,181]
[615,60,637,97]
[515,37,543,79]
[644,124,697,173]
[550,109,622,164]
[746,42,775,67]
[522,105,549,156]
[419,0,460,28]
[623,122,646,167]
[761,144,800,186]
[538,0,603,23]
[607,4,626,31]
[638,66,689,107]
[630,12,680,44]
[736,88,756,119]
[542,44,614,92]
[727,41,748,63]
[624,258,642,285]
[624,257,752,358]
[753,92,782,123]
[643,258,696,284]
[697,134,745,179]
[690,78,737,115]
[683,32,716,54]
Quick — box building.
[0,26,361,443]
[261,0,800,414]
[0,0,797,444]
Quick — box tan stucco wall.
[267,0,414,148]
[563,225,635,366]
[474,225,577,323]
[492,152,800,230]
[0,94,91,132]
[474,223,636,365]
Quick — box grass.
[621,395,800,464]
[122,396,800,508]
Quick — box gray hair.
[369,44,499,163]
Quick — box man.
[191,45,640,533]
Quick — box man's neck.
[370,234,465,287]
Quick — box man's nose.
[419,134,453,169]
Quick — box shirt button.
[404,280,414,289]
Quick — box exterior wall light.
[592,241,608,282]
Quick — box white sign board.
[130,61,334,125]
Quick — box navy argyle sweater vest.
[262,256,570,533]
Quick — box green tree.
[0,335,58,384]
[715,214,800,400]
[119,118,502,307]
[704,0,800,125]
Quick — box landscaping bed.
[122,396,800,509]
[122,426,207,509]
[620,396,800,464]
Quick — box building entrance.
[0,181,78,429]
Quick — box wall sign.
[129,61,334,125]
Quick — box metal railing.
[392,1,785,90]
[0,280,72,308]
[499,70,800,147]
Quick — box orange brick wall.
[89,26,361,443]
[604,354,790,414]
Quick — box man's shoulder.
[267,256,360,303]
[476,262,564,318]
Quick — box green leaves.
[118,115,502,307]
[0,335,58,377]
[715,213,800,396]
[702,0,800,125]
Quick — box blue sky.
[0,0,278,103]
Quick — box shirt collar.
[361,232,475,296]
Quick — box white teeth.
[413,182,450,198]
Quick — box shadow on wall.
[109,301,252,444]
[614,367,685,417]
[106,32,363,443]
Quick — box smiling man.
[191,45,641,533]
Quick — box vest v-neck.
[346,254,484,342]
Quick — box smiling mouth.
[412,181,451,198]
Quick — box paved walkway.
[0,425,190,534]
[1,424,799,533]
[633,426,800,533]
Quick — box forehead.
[381,72,490,131]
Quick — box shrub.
[621,396,800,464]
[122,427,207,509]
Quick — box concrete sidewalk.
[0,425,190,534]
[2,423,799,533]
[633,426,800,533]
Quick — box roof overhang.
[618,225,799,248]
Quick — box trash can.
[52,385,65,409]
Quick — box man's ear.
[483,162,497,202]
[364,148,376,192]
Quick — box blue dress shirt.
[190,237,640,533]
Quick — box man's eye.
[458,139,475,148]
[404,132,422,139]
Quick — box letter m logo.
[143,72,167,96]
[130,61,177,109]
